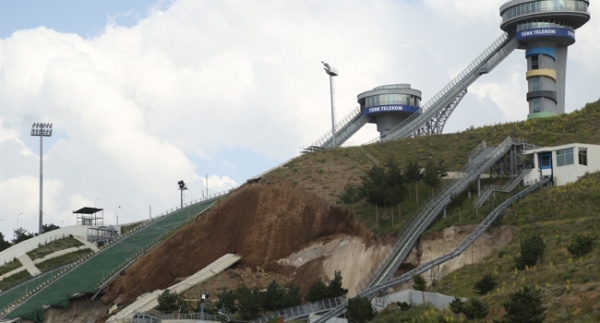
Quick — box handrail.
[249,297,345,323]
[356,138,513,291]
[314,177,550,323]
[305,107,362,149]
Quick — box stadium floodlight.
[200,292,210,318]
[178,180,187,208]
[321,62,338,147]
[31,122,53,234]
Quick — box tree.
[156,289,184,313]
[263,280,285,311]
[282,284,303,308]
[347,296,377,323]
[515,235,546,270]
[0,232,11,252]
[462,298,489,321]
[423,161,441,195]
[473,273,497,295]
[236,284,263,320]
[41,223,60,233]
[566,234,596,257]
[449,297,464,314]
[338,183,360,206]
[359,165,388,206]
[12,228,35,244]
[326,270,348,298]
[412,274,427,291]
[496,286,545,323]
[405,160,423,204]
[215,288,237,313]
[305,278,328,302]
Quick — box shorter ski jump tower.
[500,0,590,119]
[305,0,590,151]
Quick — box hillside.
[102,177,386,307]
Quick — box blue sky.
[0,0,159,38]
[0,0,599,240]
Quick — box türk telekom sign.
[516,28,575,41]
[364,105,421,115]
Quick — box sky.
[0,0,599,240]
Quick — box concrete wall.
[373,290,463,311]
[0,225,90,265]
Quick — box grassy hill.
[269,99,600,321]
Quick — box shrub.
[473,273,497,295]
[566,234,596,257]
[515,235,546,270]
[412,274,427,291]
[496,285,545,323]
[347,296,377,323]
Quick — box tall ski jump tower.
[500,0,590,119]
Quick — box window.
[531,54,539,70]
[578,148,588,166]
[556,148,574,166]
[531,76,540,91]
[531,98,541,113]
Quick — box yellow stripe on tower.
[526,69,557,82]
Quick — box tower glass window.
[556,148,574,166]
[531,77,540,91]
[531,55,539,69]
[531,98,541,113]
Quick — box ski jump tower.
[304,0,590,151]
[500,0,590,119]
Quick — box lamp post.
[178,180,187,208]
[188,189,193,204]
[200,292,209,319]
[31,122,53,234]
[116,206,121,225]
[321,62,338,148]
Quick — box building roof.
[523,143,597,155]
[72,207,103,215]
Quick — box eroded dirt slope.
[102,177,373,306]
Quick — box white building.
[523,143,600,186]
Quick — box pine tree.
[347,296,377,323]
[515,235,546,269]
[473,273,497,295]
[326,270,348,298]
[305,278,328,302]
[496,286,545,323]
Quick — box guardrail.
[304,107,363,149]
[473,167,532,208]
[356,137,513,291]
[249,297,345,323]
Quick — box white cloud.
[0,0,599,240]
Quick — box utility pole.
[322,61,338,148]
[30,123,52,234]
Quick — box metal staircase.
[379,34,519,141]
[355,137,513,292]
[473,167,533,208]
[313,177,550,323]
[302,108,370,152]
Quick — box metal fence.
[249,297,345,323]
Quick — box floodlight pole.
[31,123,53,234]
[322,61,338,148]
[178,180,187,208]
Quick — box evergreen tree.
[156,289,181,313]
[41,223,60,233]
[326,270,348,298]
[282,285,303,308]
[473,273,497,295]
[462,298,489,321]
[12,228,35,244]
[496,285,545,323]
[0,232,11,252]
[449,297,464,314]
[236,284,263,320]
[305,278,328,302]
[338,183,360,205]
[360,165,388,206]
[405,160,423,204]
[566,234,596,257]
[515,235,546,270]
[215,288,237,313]
[412,274,427,291]
[347,296,377,323]
[263,280,285,311]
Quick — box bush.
[305,278,328,302]
[473,273,497,295]
[347,296,377,323]
[327,270,348,298]
[496,285,545,323]
[462,298,489,321]
[566,234,596,257]
[412,274,427,291]
[156,289,191,313]
[449,297,464,315]
[515,235,546,270]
